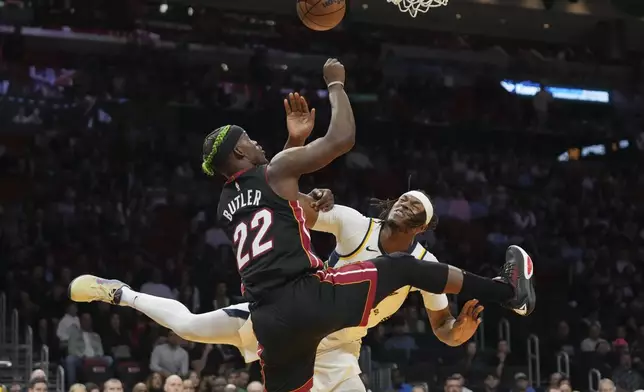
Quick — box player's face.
[237,133,268,164]
[387,194,426,231]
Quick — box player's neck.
[379,224,415,254]
[224,162,255,179]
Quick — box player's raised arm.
[267,59,355,200]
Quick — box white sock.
[119,286,139,307]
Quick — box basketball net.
[387,0,449,18]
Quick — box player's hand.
[308,188,334,212]
[451,299,483,344]
[285,92,316,143]
[323,58,345,87]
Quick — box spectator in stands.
[29,370,47,382]
[182,379,196,392]
[450,374,472,392]
[547,373,563,391]
[590,340,614,377]
[233,370,249,391]
[483,374,500,392]
[28,378,47,392]
[558,378,572,392]
[458,342,487,376]
[141,269,174,300]
[103,313,132,360]
[551,322,575,357]
[174,272,200,313]
[245,382,262,392]
[511,373,535,392]
[581,324,605,353]
[164,376,182,392]
[612,352,644,391]
[146,373,163,392]
[444,376,462,392]
[212,283,231,310]
[132,383,147,392]
[223,385,236,392]
[57,303,80,346]
[411,385,426,392]
[150,332,189,377]
[10,382,21,392]
[211,377,228,392]
[392,368,413,392]
[69,384,87,392]
[65,313,113,384]
[492,340,514,379]
[598,378,616,392]
[204,223,232,252]
[85,383,99,392]
[103,380,123,392]
[384,317,418,359]
[187,371,200,391]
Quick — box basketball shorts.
[250,262,378,392]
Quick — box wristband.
[327,81,344,89]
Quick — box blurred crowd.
[2,4,644,392]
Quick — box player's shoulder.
[321,204,371,227]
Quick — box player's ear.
[233,145,246,159]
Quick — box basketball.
[297,0,346,31]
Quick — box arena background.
[0,0,643,391]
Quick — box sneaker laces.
[88,282,116,303]
[501,262,514,279]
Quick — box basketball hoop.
[387,0,449,18]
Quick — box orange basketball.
[297,0,346,31]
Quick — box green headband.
[201,125,244,176]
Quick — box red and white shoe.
[495,245,536,316]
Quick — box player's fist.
[308,188,334,212]
[323,58,345,87]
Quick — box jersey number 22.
[233,208,274,270]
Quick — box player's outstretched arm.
[267,59,355,200]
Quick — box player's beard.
[385,219,413,234]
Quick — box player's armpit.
[267,86,355,200]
